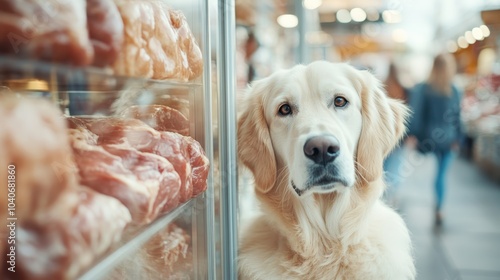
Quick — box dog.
[237,61,416,280]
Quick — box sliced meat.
[119,105,190,136]
[112,0,203,81]
[0,0,93,66]
[87,0,124,67]
[17,187,131,280]
[67,116,209,210]
[183,136,209,196]
[139,132,193,205]
[0,97,77,221]
[69,127,180,223]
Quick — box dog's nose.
[303,135,340,165]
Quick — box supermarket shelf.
[78,199,195,280]
[0,56,202,93]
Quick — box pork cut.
[0,0,94,66]
[119,105,190,136]
[87,0,124,67]
[112,0,203,81]
[68,127,181,223]
[17,187,131,280]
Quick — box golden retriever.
[237,61,416,280]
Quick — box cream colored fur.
[237,61,415,280]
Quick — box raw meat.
[68,127,181,223]
[140,132,193,205]
[87,0,124,67]
[183,136,210,196]
[17,187,131,280]
[120,105,190,136]
[0,97,77,220]
[0,0,94,66]
[0,97,131,280]
[141,132,210,202]
[68,117,193,204]
[107,223,191,280]
[68,116,209,210]
[112,0,203,81]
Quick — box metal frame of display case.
[217,0,239,279]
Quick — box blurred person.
[383,62,410,206]
[244,30,259,83]
[407,53,462,225]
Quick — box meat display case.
[0,0,238,279]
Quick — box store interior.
[0,0,499,279]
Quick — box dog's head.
[238,61,409,197]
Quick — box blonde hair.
[427,53,457,96]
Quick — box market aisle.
[396,152,500,280]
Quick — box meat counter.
[0,0,220,279]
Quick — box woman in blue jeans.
[383,62,410,205]
[408,53,462,225]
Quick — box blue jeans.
[383,146,406,199]
[434,149,456,211]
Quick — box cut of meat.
[68,127,181,224]
[169,9,203,80]
[87,0,124,67]
[142,223,191,276]
[101,144,181,219]
[0,97,131,279]
[0,0,94,66]
[67,116,158,149]
[140,132,193,206]
[183,136,210,196]
[17,187,131,280]
[119,105,190,136]
[69,127,154,223]
[107,223,191,280]
[0,97,77,221]
[112,0,203,81]
[67,116,209,212]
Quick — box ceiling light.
[457,36,469,49]
[382,10,401,23]
[366,9,380,21]
[277,14,298,28]
[446,40,458,53]
[480,25,490,37]
[350,8,367,22]
[303,0,322,10]
[472,27,484,40]
[465,31,476,44]
[336,9,351,23]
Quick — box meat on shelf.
[0,97,131,280]
[119,105,190,136]
[0,0,203,81]
[67,116,209,222]
[0,97,209,279]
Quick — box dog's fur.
[237,61,416,280]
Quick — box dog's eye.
[334,96,348,108]
[278,104,292,116]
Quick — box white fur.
[237,61,416,280]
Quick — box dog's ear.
[237,80,277,193]
[355,71,410,183]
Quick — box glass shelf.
[78,198,196,280]
[0,55,202,94]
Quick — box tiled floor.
[393,151,500,280]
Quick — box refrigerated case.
[0,0,238,279]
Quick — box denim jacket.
[407,83,462,153]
